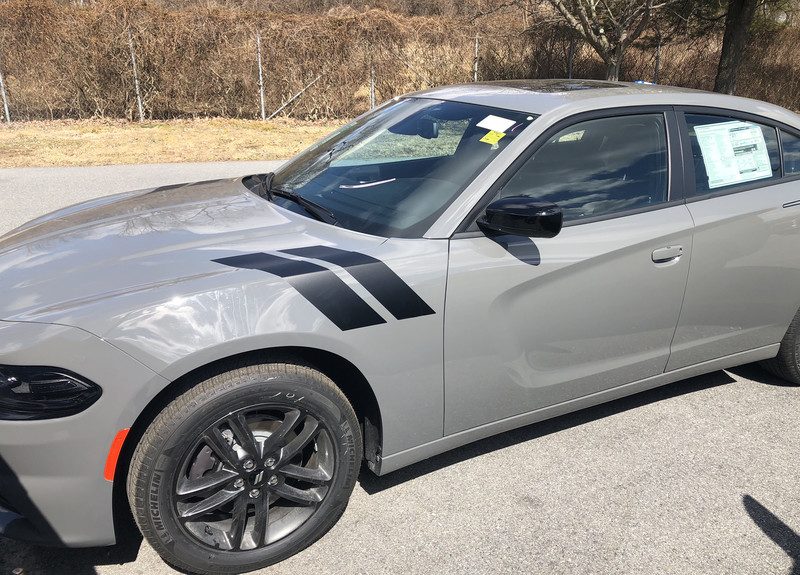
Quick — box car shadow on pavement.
[743,495,800,575]
[359,368,740,494]
[728,362,800,387]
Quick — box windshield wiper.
[258,172,337,225]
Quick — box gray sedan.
[0,79,798,574]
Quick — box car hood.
[0,177,382,326]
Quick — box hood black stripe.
[281,245,435,320]
[213,253,386,331]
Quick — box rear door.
[666,110,800,371]
[444,109,694,435]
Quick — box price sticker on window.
[480,130,506,145]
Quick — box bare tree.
[656,0,794,94]
[544,0,678,80]
[714,0,760,93]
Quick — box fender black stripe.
[213,253,386,331]
[281,245,435,320]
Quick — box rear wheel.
[127,361,362,574]
[761,308,800,384]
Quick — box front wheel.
[127,361,362,574]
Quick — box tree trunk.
[714,0,759,95]
[605,52,622,81]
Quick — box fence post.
[568,33,575,79]
[127,28,144,122]
[257,30,266,121]
[473,34,479,82]
[0,66,10,123]
[654,33,661,84]
[370,52,376,109]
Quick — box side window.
[781,130,800,175]
[499,114,668,221]
[686,114,779,194]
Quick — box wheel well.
[110,347,383,540]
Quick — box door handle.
[652,245,683,264]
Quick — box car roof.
[409,79,800,128]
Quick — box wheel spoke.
[279,416,319,463]
[179,488,240,519]
[227,412,259,459]
[260,408,302,455]
[227,492,249,550]
[176,468,239,498]
[250,489,270,547]
[203,427,239,469]
[271,482,326,505]
[280,463,331,484]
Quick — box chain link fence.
[1,0,799,122]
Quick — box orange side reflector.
[104,428,130,482]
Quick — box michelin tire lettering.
[213,248,435,331]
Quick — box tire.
[761,307,800,384]
[127,361,362,574]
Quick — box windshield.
[272,98,537,238]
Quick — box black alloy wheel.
[127,361,362,574]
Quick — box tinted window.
[781,130,800,175]
[499,114,668,221]
[686,114,779,193]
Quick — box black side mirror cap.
[478,196,563,238]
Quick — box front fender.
[100,244,448,458]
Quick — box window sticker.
[480,130,506,145]
[694,121,773,189]
[477,115,516,133]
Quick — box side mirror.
[478,196,563,238]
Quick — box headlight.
[0,366,102,420]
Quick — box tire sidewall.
[134,367,360,573]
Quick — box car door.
[666,110,800,371]
[443,110,695,435]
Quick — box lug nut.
[242,459,255,470]
[267,475,278,486]
[233,478,244,488]
[265,457,276,467]
[249,489,260,498]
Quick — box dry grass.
[0,118,346,168]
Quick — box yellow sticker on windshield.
[480,130,506,145]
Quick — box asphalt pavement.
[1,163,799,575]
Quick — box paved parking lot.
[1,164,799,575]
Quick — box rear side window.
[781,130,800,175]
[499,114,668,221]
[686,114,780,193]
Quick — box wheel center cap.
[248,469,266,486]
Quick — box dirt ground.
[0,118,345,168]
